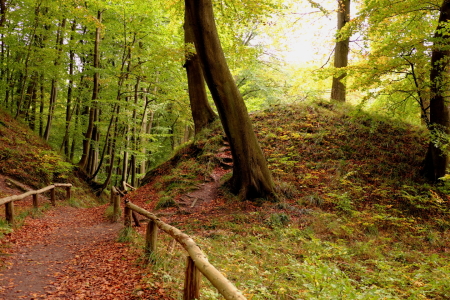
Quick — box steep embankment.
[125,101,449,299]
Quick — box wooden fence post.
[113,192,120,222]
[50,188,56,206]
[5,202,14,224]
[66,186,71,200]
[183,256,201,300]
[145,220,158,263]
[124,206,132,227]
[32,194,38,209]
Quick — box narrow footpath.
[0,205,163,300]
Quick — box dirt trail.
[0,205,161,300]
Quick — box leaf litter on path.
[0,205,171,299]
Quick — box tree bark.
[422,0,450,181]
[185,0,275,200]
[39,74,45,137]
[0,0,6,27]
[184,9,217,135]
[79,11,101,170]
[330,0,350,102]
[61,20,77,156]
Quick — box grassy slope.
[127,100,449,299]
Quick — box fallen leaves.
[0,205,172,299]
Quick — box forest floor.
[0,176,173,300]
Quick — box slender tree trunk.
[330,0,350,102]
[39,74,45,137]
[43,78,57,141]
[44,18,66,141]
[15,4,41,118]
[184,9,217,135]
[185,0,275,200]
[100,106,120,193]
[0,0,6,27]
[29,76,37,131]
[122,123,130,184]
[79,11,102,170]
[422,0,450,181]
[69,102,80,162]
[90,104,118,180]
[62,20,77,156]
[24,79,36,123]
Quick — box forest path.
[0,205,162,299]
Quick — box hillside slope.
[0,109,73,190]
[125,100,449,299]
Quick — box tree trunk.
[79,11,101,170]
[62,20,77,156]
[43,18,66,141]
[185,0,275,200]
[330,0,350,102]
[15,4,41,118]
[99,106,119,194]
[39,73,45,137]
[184,9,217,135]
[70,102,80,162]
[422,0,450,181]
[0,0,6,27]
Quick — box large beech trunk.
[185,0,275,199]
[331,0,350,102]
[422,0,450,181]
[184,9,217,135]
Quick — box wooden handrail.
[1,183,72,224]
[0,183,72,206]
[124,200,247,300]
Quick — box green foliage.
[117,226,138,244]
[328,192,355,215]
[0,218,12,239]
[155,196,177,210]
[265,213,290,228]
[32,151,74,183]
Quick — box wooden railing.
[124,200,247,300]
[0,183,72,224]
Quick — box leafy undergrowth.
[126,100,449,299]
